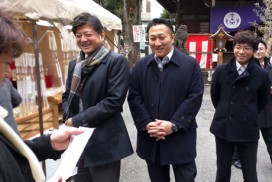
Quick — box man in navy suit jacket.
[128,18,204,182]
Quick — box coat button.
[230,100,234,105]
[232,85,236,89]
[180,116,185,120]
[151,104,154,107]
[228,116,232,120]
[245,86,249,91]
[243,118,247,122]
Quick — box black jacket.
[210,57,270,142]
[62,51,133,167]
[128,47,204,165]
[256,57,272,128]
[0,134,60,182]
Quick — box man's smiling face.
[148,24,174,59]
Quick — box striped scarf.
[64,46,109,121]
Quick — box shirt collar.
[236,61,248,71]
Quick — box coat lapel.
[225,58,239,84]
[225,57,255,84]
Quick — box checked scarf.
[63,46,109,121]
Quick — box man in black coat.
[63,12,133,182]
[210,30,271,182]
[128,18,204,182]
[232,39,272,170]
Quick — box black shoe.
[232,160,242,169]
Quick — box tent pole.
[31,20,46,175]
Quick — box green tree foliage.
[93,0,123,18]
[94,0,141,68]
[160,9,176,25]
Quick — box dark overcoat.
[127,47,204,165]
[62,51,133,167]
[210,57,271,142]
[0,134,60,182]
[256,57,272,128]
[0,78,22,135]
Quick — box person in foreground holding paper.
[63,12,133,182]
[0,107,84,182]
[0,10,85,182]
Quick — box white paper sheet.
[47,127,95,182]
[199,41,208,69]
[189,42,196,58]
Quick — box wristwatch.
[171,123,179,132]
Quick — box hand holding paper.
[48,127,95,182]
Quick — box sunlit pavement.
[45,85,272,182]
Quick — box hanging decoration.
[48,31,65,91]
[15,53,49,116]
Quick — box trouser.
[215,137,258,182]
[73,157,121,182]
[260,127,272,163]
[232,146,240,161]
[146,160,197,182]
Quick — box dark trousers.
[215,137,258,182]
[232,146,240,161]
[261,127,272,162]
[73,157,121,182]
[146,160,197,182]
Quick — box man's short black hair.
[233,30,259,51]
[146,18,174,35]
[72,12,103,35]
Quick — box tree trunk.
[123,0,141,69]
[176,0,181,27]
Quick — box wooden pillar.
[217,51,223,65]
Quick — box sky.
[150,0,164,19]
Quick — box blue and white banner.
[210,5,262,33]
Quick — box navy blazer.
[128,47,204,165]
[62,51,133,167]
[210,57,270,142]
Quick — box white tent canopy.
[0,0,122,138]
[0,0,122,31]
